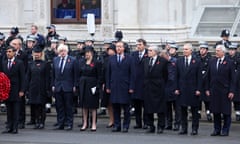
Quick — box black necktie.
[59,57,64,73]
[185,57,189,67]
[8,60,11,70]
[118,55,121,63]
[217,59,221,70]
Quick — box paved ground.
[0,109,240,144]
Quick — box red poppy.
[0,72,10,101]
[172,62,176,66]
[223,61,227,65]
[67,59,71,63]
[36,63,41,67]
[90,63,95,67]
[12,61,16,65]
[156,61,160,65]
[192,60,195,64]
[144,54,148,57]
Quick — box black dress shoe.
[173,125,180,131]
[178,130,188,135]
[11,129,18,134]
[18,123,25,129]
[210,131,220,136]
[65,126,72,131]
[112,127,121,132]
[165,126,172,130]
[2,129,13,134]
[34,124,40,129]
[142,125,148,129]
[80,127,87,131]
[133,125,142,129]
[38,124,44,129]
[53,123,59,127]
[122,128,128,133]
[146,127,155,133]
[220,132,229,136]
[191,130,198,135]
[54,126,64,130]
[157,128,164,134]
[106,124,114,128]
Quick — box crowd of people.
[0,25,239,137]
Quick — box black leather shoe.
[122,128,128,133]
[11,129,18,134]
[65,126,72,131]
[106,124,114,128]
[18,123,25,129]
[142,125,148,129]
[38,124,44,129]
[157,128,164,134]
[34,124,40,129]
[133,125,142,129]
[220,132,229,136]
[112,127,121,132]
[165,126,172,130]
[210,131,220,136]
[2,129,13,134]
[207,114,212,122]
[146,127,155,133]
[54,126,64,130]
[173,125,180,131]
[53,123,59,127]
[178,130,187,135]
[191,130,198,135]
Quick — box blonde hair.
[57,44,69,53]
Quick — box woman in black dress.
[26,46,50,129]
[79,47,102,131]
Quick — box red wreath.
[0,72,10,101]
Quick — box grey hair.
[183,43,193,50]
[148,45,160,53]
[216,44,227,53]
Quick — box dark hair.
[6,46,16,52]
[137,38,147,46]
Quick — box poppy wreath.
[0,72,10,101]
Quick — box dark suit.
[2,58,25,132]
[131,50,148,128]
[52,55,77,128]
[176,56,201,133]
[207,57,236,134]
[106,54,136,130]
[143,56,168,131]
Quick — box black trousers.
[18,96,26,125]
[6,101,20,130]
[32,104,46,124]
[166,100,181,127]
[213,113,231,133]
[55,91,74,127]
[132,99,147,127]
[147,113,165,129]
[112,103,131,129]
[181,106,199,131]
[29,104,36,123]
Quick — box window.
[51,0,101,24]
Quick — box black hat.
[221,29,230,37]
[10,27,19,35]
[33,46,43,53]
[58,36,67,41]
[46,24,56,29]
[26,35,37,42]
[228,43,238,49]
[0,32,5,40]
[115,30,123,41]
[77,40,85,44]
[84,46,94,52]
[166,40,176,45]
[107,44,116,52]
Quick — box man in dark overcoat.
[2,46,25,134]
[143,45,168,134]
[131,38,148,129]
[106,41,136,133]
[175,43,201,135]
[206,44,236,136]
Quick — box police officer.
[168,42,179,58]
[226,43,240,121]
[215,29,231,49]
[5,27,24,46]
[71,40,85,61]
[45,24,60,47]
[27,25,45,49]
[194,42,212,122]
[165,40,176,52]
